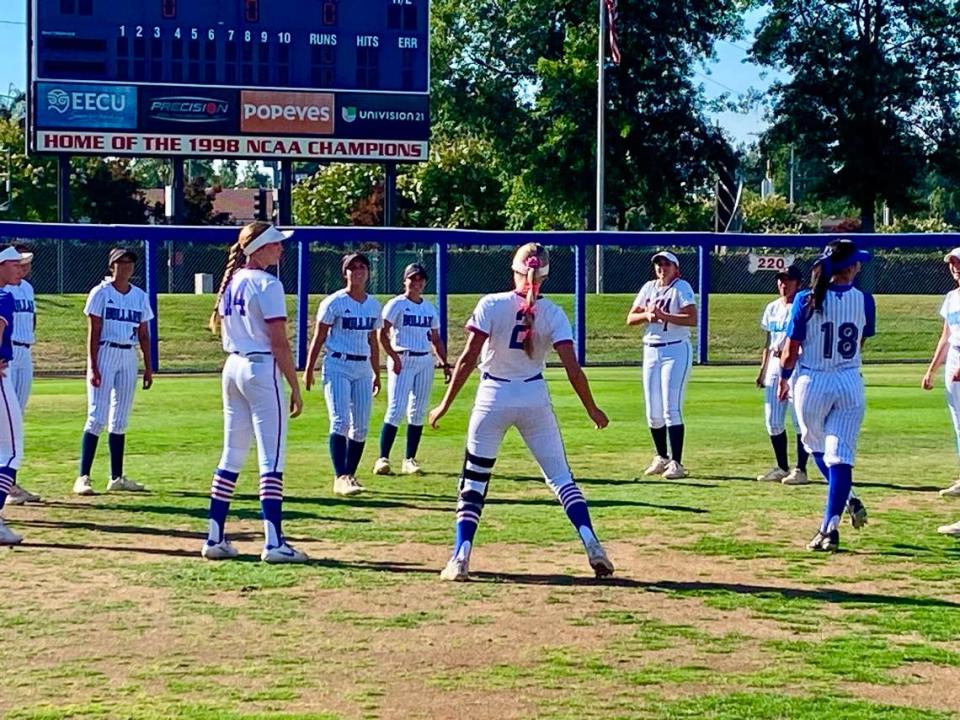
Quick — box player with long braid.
[429,243,613,581]
[73,247,154,496]
[778,239,874,552]
[202,222,307,562]
[373,262,451,476]
[304,253,381,497]
[0,246,33,544]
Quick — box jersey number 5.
[821,321,859,360]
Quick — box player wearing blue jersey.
[203,222,307,563]
[755,265,810,484]
[778,239,875,552]
[304,253,382,497]
[373,263,450,477]
[627,251,697,480]
[429,243,613,581]
[73,248,154,496]
[0,246,32,544]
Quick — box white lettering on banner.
[309,33,337,45]
[356,35,379,47]
[242,103,332,122]
[35,131,427,161]
[399,37,418,48]
[747,253,797,274]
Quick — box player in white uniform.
[4,248,42,506]
[202,222,307,563]
[627,251,697,480]
[73,248,154,496]
[428,243,614,581]
[304,253,382,497]
[0,246,34,545]
[755,265,810,485]
[779,239,875,552]
[373,263,451,476]
[922,247,960,536]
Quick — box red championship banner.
[35,130,427,161]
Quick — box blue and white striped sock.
[0,467,16,510]
[260,472,284,548]
[207,468,238,545]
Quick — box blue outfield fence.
[0,221,957,371]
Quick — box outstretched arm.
[267,318,303,417]
[428,330,485,428]
[923,321,951,389]
[302,321,330,391]
[555,342,608,429]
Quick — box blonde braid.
[522,266,537,358]
[208,242,245,332]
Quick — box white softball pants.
[384,353,435,426]
[642,341,692,428]
[0,375,23,470]
[219,353,287,476]
[945,347,960,458]
[85,344,138,435]
[764,360,798,435]
[9,345,32,414]
[322,355,374,442]
[793,367,865,467]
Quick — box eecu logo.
[149,97,231,123]
[47,87,128,114]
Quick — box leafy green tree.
[0,117,57,221]
[72,159,152,224]
[292,163,383,226]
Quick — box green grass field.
[3,365,960,719]
[33,293,943,371]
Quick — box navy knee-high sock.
[770,431,789,471]
[796,435,809,471]
[650,426,669,458]
[329,434,348,477]
[79,431,100,477]
[379,423,398,459]
[406,425,424,460]
[823,464,853,533]
[0,467,16,510]
[108,433,125,478]
[667,424,685,464]
[346,439,366,476]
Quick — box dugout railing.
[0,221,956,371]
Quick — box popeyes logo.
[240,91,335,134]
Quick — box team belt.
[331,352,368,361]
[481,372,544,383]
[231,350,271,357]
[100,341,134,350]
[12,341,31,348]
[401,350,430,357]
[644,340,683,348]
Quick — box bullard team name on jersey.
[14,299,34,313]
[104,307,144,323]
[402,314,433,328]
[342,316,376,331]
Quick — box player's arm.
[430,328,452,383]
[757,332,771,388]
[137,321,153,389]
[369,330,381,396]
[923,320,950,389]
[555,341,609,429]
[626,304,653,326]
[87,315,103,387]
[652,303,697,326]
[379,320,402,373]
[302,320,330,391]
[267,318,303,418]
[429,329,485,428]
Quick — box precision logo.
[149,97,230,123]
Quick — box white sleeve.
[548,305,574,346]
[467,296,493,336]
[941,294,951,320]
[383,297,403,326]
[676,280,696,308]
[83,286,105,317]
[631,284,649,311]
[430,300,440,330]
[760,303,772,331]
[317,295,337,325]
[259,280,287,320]
[371,300,383,330]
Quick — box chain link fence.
[3,226,957,373]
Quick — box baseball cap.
[342,252,371,275]
[403,262,428,280]
[0,246,27,264]
[652,250,680,266]
[109,247,137,266]
[944,247,960,263]
[776,265,803,282]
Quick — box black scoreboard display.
[28,0,430,161]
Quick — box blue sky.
[0,4,777,145]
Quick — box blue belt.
[231,350,271,357]
[331,352,367,361]
[402,350,430,357]
[644,340,683,348]
[12,341,31,348]
[481,372,544,383]
[101,341,133,349]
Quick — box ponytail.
[807,260,830,315]
[522,266,538,358]
[208,242,245,332]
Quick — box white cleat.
[73,475,95,496]
[107,475,146,493]
[644,455,670,476]
[261,542,309,563]
[939,481,960,498]
[7,484,41,505]
[401,458,423,475]
[584,538,615,578]
[333,474,363,497]
[0,518,22,545]
[782,469,810,486]
[757,467,789,482]
[662,460,688,480]
[937,520,960,537]
[440,542,471,581]
[201,539,239,560]
[372,457,392,475]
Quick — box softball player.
[374,262,451,476]
[428,243,614,581]
[73,248,154,496]
[627,251,696,480]
[756,265,810,484]
[4,248,41,506]
[0,246,31,544]
[304,253,381,497]
[779,239,875,552]
[203,222,307,563]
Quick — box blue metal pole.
[144,237,160,371]
[296,236,310,371]
[436,241,448,347]
[697,244,711,365]
[574,241,587,365]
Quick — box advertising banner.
[35,82,138,130]
[335,93,429,140]
[139,87,240,134]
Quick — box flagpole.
[595,0,606,294]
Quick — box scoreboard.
[28,0,430,161]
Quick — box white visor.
[511,259,550,278]
[652,251,680,266]
[944,247,960,263]
[0,246,26,264]
[243,226,294,257]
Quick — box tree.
[752,0,960,232]
[292,164,383,225]
[182,176,232,225]
[0,117,58,221]
[72,159,152,224]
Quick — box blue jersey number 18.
[821,321,859,360]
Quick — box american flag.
[605,0,621,65]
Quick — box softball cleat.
[757,467,789,482]
[806,529,840,552]
[781,469,810,486]
[261,542,309,563]
[440,542,471,581]
[107,475,146,493]
[937,520,960,537]
[73,475,95,496]
[0,518,22,545]
[939,481,960,498]
[643,455,670,476]
[201,539,239,560]
[401,458,422,475]
[584,538,615,578]
[333,474,363,497]
[372,457,392,475]
[662,460,688,480]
